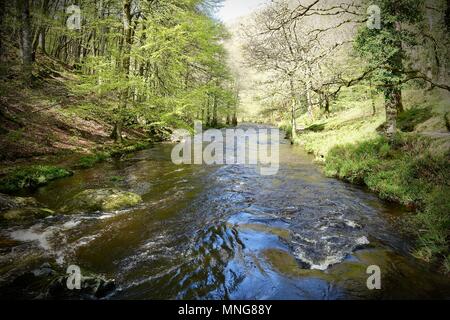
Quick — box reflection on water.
[0,125,449,299]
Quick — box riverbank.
[0,54,171,192]
[288,87,450,274]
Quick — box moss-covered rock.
[0,193,39,211]
[0,193,53,222]
[2,207,54,221]
[61,188,142,213]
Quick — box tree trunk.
[289,75,297,141]
[212,92,218,128]
[393,21,404,115]
[113,0,133,143]
[324,95,330,115]
[39,30,47,54]
[291,99,296,142]
[384,87,399,141]
[0,0,5,61]
[201,104,205,123]
[382,20,404,141]
[305,65,314,120]
[369,80,376,116]
[306,89,313,120]
[33,13,49,60]
[393,86,403,115]
[445,0,450,31]
[17,0,33,85]
[206,95,211,127]
[110,122,123,143]
[232,112,238,127]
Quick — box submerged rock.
[0,193,53,222]
[47,272,116,299]
[61,188,143,214]
[2,207,54,221]
[0,193,39,211]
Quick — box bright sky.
[216,0,269,22]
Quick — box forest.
[1,0,237,143]
[0,0,449,301]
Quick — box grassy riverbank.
[0,140,153,194]
[289,87,450,274]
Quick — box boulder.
[2,207,54,221]
[61,188,142,214]
[47,272,116,299]
[0,193,39,211]
[0,193,53,222]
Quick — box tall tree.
[111,0,134,142]
[355,0,424,140]
[16,0,33,84]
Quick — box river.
[0,125,449,299]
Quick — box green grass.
[0,165,73,193]
[304,123,326,132]
[110,176,124,183]
[109,141,150,157]
[77,152,111,169]
[324,134,450,272]
[296,115,384,160]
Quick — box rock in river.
[0,193,39,211]
[0,193,54,222]
[61,188,143,214]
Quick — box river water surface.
[1,125,449,299]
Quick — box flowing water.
[1,125,449,299]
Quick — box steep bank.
[0,54,167,186]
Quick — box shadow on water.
[0,124,449,299]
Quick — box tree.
[16,0,33,84]
[2,0,235,136]
[242,0,354,137]
[111,0,134,143]
[74,0,236,137]
[354,0,424,140]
